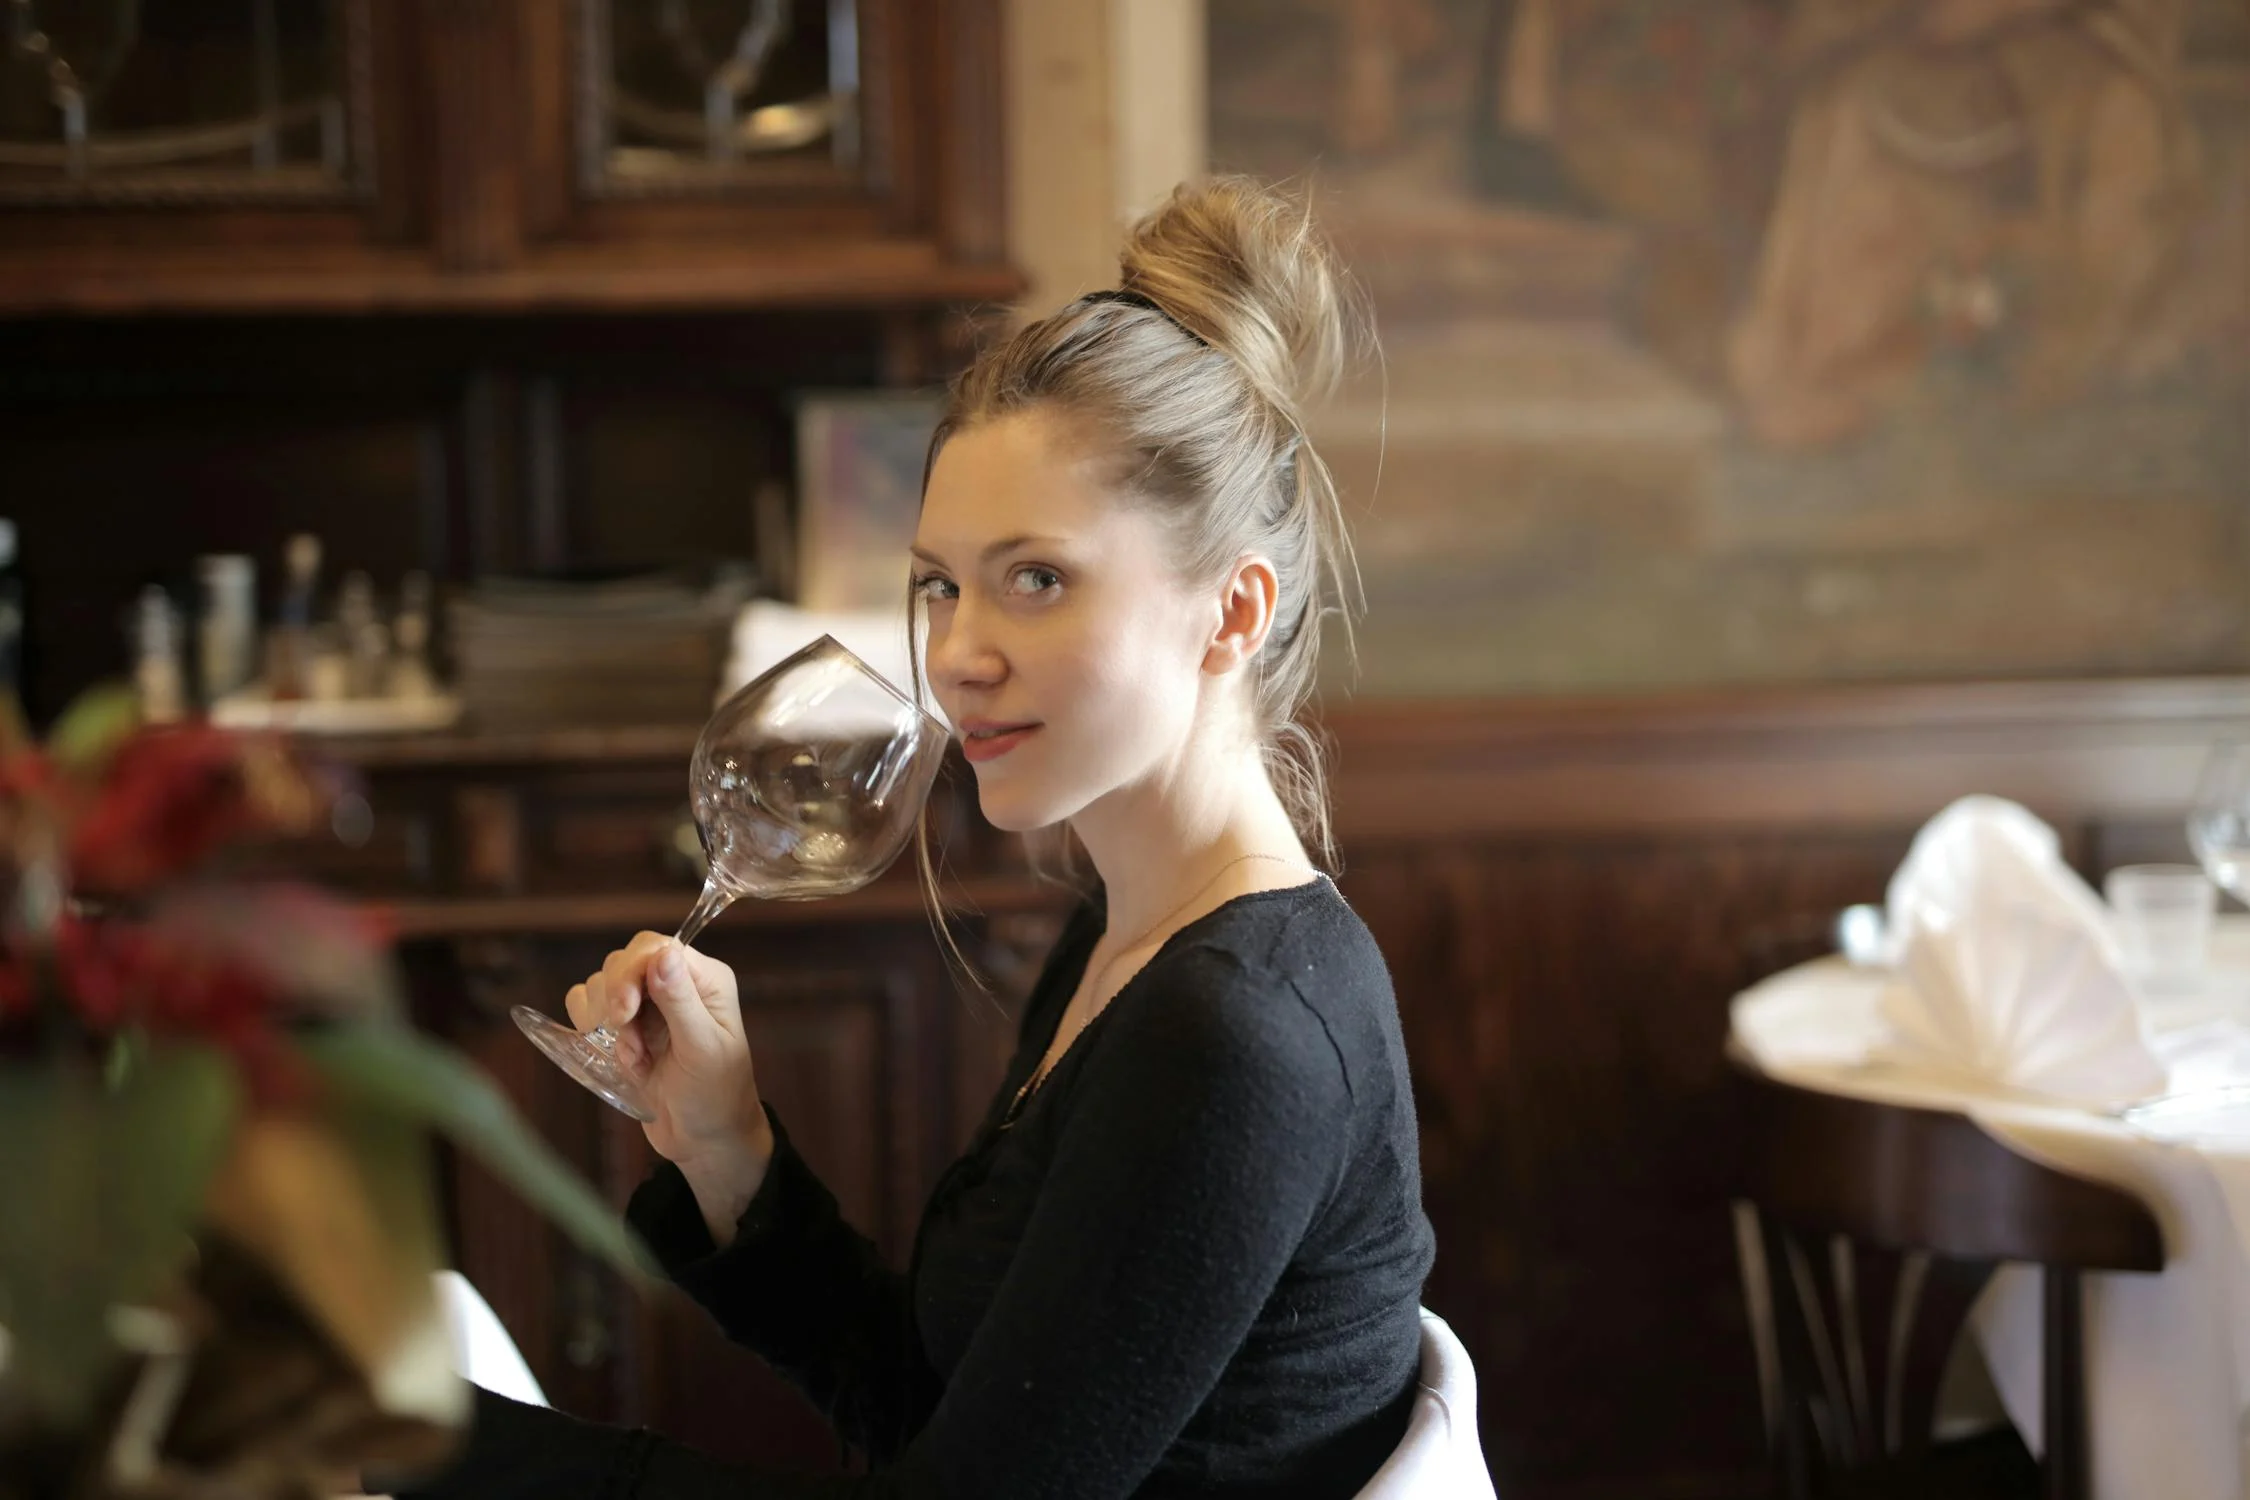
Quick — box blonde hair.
[911,177,1368,969]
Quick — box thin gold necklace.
[1004,852,1314,1121]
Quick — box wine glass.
[512,634,950,1120]
[2188,741,2250,907]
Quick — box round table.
[1731,921,2250,1500]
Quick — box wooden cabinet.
[0,0,1013,314]
[0,0,1024,1470]
[0,0,422,283]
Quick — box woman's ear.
[1202,555,1279,675]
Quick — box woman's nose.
[927,602,1004,689]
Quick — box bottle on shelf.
[390,570,441,702]
[132,585,188,724]
[337,569,392,699]
[266,533,323,701]
[197,553,258,707]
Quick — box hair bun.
[1117,176,1355,421]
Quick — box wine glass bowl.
[512,634,950,1120]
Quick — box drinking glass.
[512,635,950,1120]
[2105,864,2215,994]
[2190,741,2250,905]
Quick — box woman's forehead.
[917,412,1118,554]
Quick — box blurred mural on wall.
[1209,0,2250,694]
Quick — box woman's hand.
[566,933,775,1237]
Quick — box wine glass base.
[511,1005,657,1122]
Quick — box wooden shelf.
[312,722,706,770]
[372,873,1061,941]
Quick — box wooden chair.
[1730,1061,2164,1500]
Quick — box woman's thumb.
[645,941,721,1051]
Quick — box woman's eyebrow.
[909,534,1067,567]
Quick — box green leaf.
[298,1026,656,1288]
[0,1045,240,1421]
[45,684,141,772]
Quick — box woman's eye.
[1008,566,1062,597]
[912,574,958,603]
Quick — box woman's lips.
[961,723,1038,764]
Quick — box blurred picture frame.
[792,390,945,612]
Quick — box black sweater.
[397,877,1436,1500]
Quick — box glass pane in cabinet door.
[581,0,859,195]
[0,0,369,204]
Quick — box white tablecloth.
[1731,921,2250,1500]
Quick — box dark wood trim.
[931,0,1010,265]
[519,0,577,240]
[0,250,1025,317]
[1323,676,2250,838]
[422,0,527,272]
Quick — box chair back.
[435,1269,549,1407]
[1353,1307,1498,1499]
[1731,1063,2162,1499]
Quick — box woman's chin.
[974,777,1067,835]
[975,790,1044,834]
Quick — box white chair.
[433,1270,548,1407]
[1353,1307,1497,1499]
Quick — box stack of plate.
[449,572,751,728]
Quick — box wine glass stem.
[675,878,732,948]
[585,882,732,1049]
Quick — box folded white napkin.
[1875,796,2166,1108]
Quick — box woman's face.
[912,409,1220,833]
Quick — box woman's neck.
[1068,735,1312,946]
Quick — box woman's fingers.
[592,932,678,1028]
[643,941,725,1057]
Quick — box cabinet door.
[0,0,1012,313]
[0,0,424,310]
[512,0,1012,307]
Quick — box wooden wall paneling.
[1325,680,2250,842]
[1345,829,1937,1493]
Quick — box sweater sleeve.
[392,944,1351,1500]
[623,1106,941,1463]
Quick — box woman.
[396,176,1437,1500]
